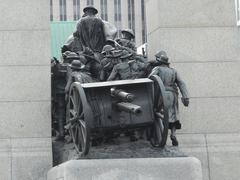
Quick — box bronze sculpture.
[148,51,189,146]
[76,6,106,53]
[117,29,137,54]
[51,6,190,155]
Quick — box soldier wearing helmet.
[148,50,190,146]
[116,29,137,54]
[100,45,122,81]
[107,50,145,81]
[65,56,94,97]
[76,6,106,53]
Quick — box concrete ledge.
[47,157,203,180]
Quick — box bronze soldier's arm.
[107,66,119,81]
[148,66,160,77]
[175,70,189,106]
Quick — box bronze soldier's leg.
[56,94,66,140]
[170,127,178,146]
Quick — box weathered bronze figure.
[51,6,190,156]
[148,51,189,146]
[76,6,106,53]
[117,29,137,54]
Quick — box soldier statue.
[65,56,94,96]
[100,45,122,81]
[76,6,106,53]
[107,50,145,81]
[148,51,189,146]
[116,29,137,54]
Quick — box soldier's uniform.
[100,45,122,81]
[76,6,106,53]
[107,50,145,81]
[65,58,94,95]
[117,29,137,54]
[149,51,189,146]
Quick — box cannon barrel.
[116,102,142,114]
[111,88,135,102]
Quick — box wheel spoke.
[158,118,164,133]
[79,119,86,144]
[69,109,76,117]
[77,124,84,150]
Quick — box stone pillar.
[53,0,60,21]
[66,0,74,21]
[146,0,240,180]
[0,0,52,179]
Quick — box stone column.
[66,0,74,21]
[146,0,240,180]
[0,0,52,179]
[53,0,60,21]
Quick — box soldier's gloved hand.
[181,98,189,107]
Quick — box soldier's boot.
[56,117,65,141]
[170,135,178,146]
[170,127,178,146]
[56,95,66,141]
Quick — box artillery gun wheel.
[67,82,92,156]
[148,75,169,147]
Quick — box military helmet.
[63,51,79,60]
[106,39,116,47]
[155,50,169,64]
[70,60,83,70]
[121,29,135,38]
[101,45,115,54]
[111,49,122,58]
[120,50,133,59]
[83,6,98,15]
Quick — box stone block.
[206,134,240,180]
[0,139,11,180]
[0,30,51,66]
[147,27,240,62]
[12,138,52,180]
[0,0,49,30]
[176,134,209,180]
[47,157,203,180]
[179,97,240,134]
[0,66,50,101]
[146,0,236,31]
[0,101,51,138]
[172,62,240,97]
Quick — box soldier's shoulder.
[152,66,161,71]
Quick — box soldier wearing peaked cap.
[149,50,190,146]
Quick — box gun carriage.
[52,55,169,156]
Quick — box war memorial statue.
[51,6,190,156]
[148,51,189,146]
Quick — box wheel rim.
[67,82,91,156]
[149,75,169,147]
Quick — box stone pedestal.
[47,157,203,180]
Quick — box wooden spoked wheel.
[67,82,92,156]
[148,75,169,147]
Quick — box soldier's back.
[156,66,177,88]
[116,62,131,80]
